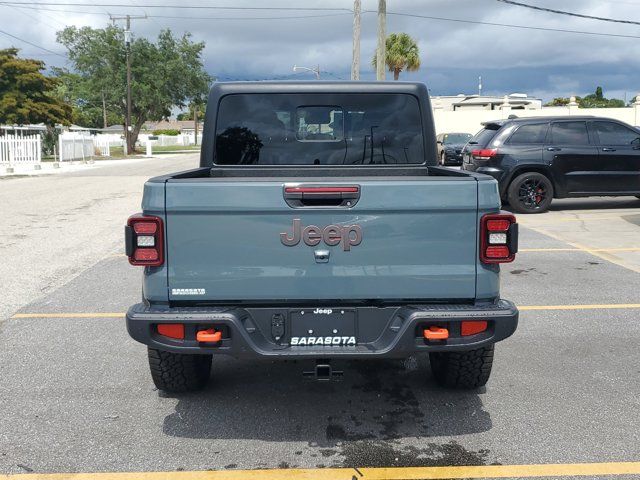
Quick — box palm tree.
[372,33,421,81]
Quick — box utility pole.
[194,104,199,146]
[110,14,146,155]
[101,91,108,129]
[125,16,132,155]
[376,0,386,81]
[351,0,361,81]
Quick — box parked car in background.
[462,116,640,213]
[436,132,473,165]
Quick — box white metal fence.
[155,134,189,147]
[93,133,125,157]
[0,134,42,165]
[184,132,203,145]
[58,133,94,162]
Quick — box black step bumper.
[126,300,518,359]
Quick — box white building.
[432,93,542,111]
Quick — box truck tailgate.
[165,178,478,302]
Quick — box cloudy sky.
[2,0,640,101]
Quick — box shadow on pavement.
[161,356,492,451]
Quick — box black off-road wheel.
[440,152,446,166]
[507,172,554,214]
[148,348,212,393]
[429,344,494,389]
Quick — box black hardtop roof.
[209,80,428,96]
[482,115,601,127]
[201,81,437,168]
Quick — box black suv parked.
[436,132,472,165]
[462,116,640,213]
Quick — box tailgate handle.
[284,185,360,208]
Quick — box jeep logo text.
[280,218,362,251]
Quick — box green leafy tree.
[372,33,421,81]
[545,88,624,108]
[0,48,72,125]
[177,102,204,121]
[52,68,121,128]
[57,26,211,148]
[544,97,573,107]
[580,86,624,108]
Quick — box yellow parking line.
[519,303,640,311]
[2,462,640,480]
[10,313,124,318]
[521,224,640,274]
[519,215,629,224]
[9,303,640,319]
[520,247,640,252]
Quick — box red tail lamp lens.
[471,148,498,158]
[486,219,510,231]
[157,324,185,340]
[461,321,488,336]
[134,248,158,262]
[133,222,157,234]
[485,245,510,258]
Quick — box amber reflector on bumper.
[157,324,185,339]
[461,321,488,336]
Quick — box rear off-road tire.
[148,348,212,393]
[429,344,494,389]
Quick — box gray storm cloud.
[2,0,639,100]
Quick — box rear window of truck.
[214,93,425,165]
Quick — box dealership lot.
[1,155,639,478]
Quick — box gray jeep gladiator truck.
[125,82,519,392]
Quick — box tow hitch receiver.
[196,328,222,343]
[423,326,449,341]
[303,360,343,381]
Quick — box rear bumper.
[126,300,518,359]
[463,164,506,182]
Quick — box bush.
[152,129,180,136]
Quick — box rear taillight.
[471,148,498,160]
[125,215,164,266]
[480,212,518,263]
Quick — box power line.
[0,4,352,20]
[496,0,640,26]
[0,28,67,57]
[148,12,351,20]
[3,4,65,31]
[4,2,639,41]
[0,2,351,11]
[378,10,640,39]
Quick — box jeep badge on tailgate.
[280,218,362,251]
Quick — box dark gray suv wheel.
[507,172,554,214]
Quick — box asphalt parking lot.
[1,155,640,479]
